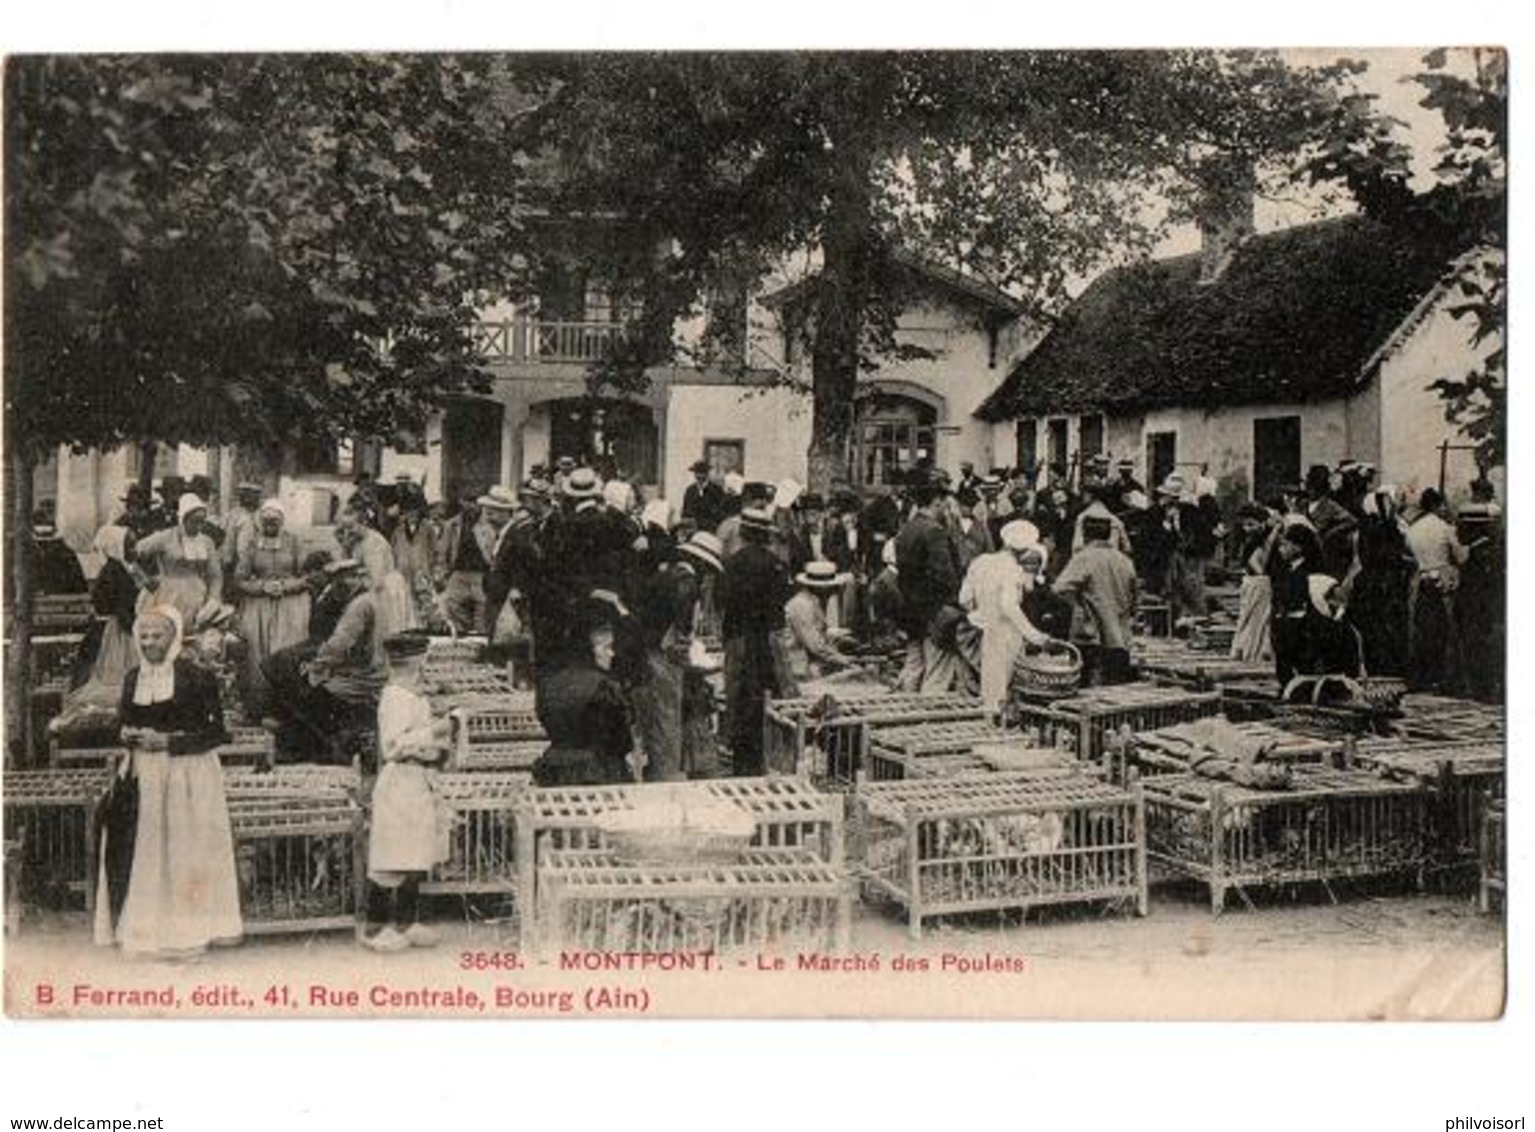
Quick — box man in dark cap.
[115,484,159,540]
[682,459,727,534]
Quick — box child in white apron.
[361,631,452,952]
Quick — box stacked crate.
[1388,696,1504,745]
[762,691,984,786]
[1133,638,1274,692]
[451,695,545,772]
[2,768,112,913]
[230,800,363,935]
[1009,683,1223,780]
[536,847,850,955]
[1129,720,1347,780]
[1143,767,1429,913]
[864,718,1077,782]
[514,778,844,949]
[1351,738,1503,880]
[425,772,529,897]
[1479,799,1505,914]
[855,770,1147,938]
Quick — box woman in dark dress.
[1347,485,1414,677]
[95,605,241,957]
[533,620,636,787]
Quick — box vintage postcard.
[1,45,1507,1023]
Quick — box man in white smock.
[959,519,1052,715]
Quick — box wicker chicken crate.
[1217,677,1283,723]
[1388,696,1505,745]
[450,739,546,774]
[230,801,362,934]
[1133,641,1274,692]
[1479,799,1504,914]
[31,632,87,686]
[855,771,1147,938]
[454,701,546,747]
[1143,768,1429,913]
[32,594,96,634]
[50,745,126,771]
[1129,720,1347,779]
[215,727,276,769]
[1351,739,1504,871]
[425,772,530,896]
[864,718,1076,782]
[514,777,844,949]
[763,691,985,786]
[427,670,524,702]
[224,765,360,803]
[536,847,850,955]
[2,769,112,912]
[1009,684,1224,780]
[425,636,487,665]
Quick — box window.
[1079,414,1105,460]
[1252,416,1302,506]
[1046,419,1069,480]
[1015,419,1038,473]
[703,440,745,479]
[1146,431,1177,489]
[292,433,382,480]
[853,395,937,488]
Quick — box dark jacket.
[535,662,633,785]
[894,511,961,637]
[681,481,728,533]
[116,660,229,755]
[92,559,140,632]
[719,542,792,640]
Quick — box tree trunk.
[806,161,876,495]
[4,445,36,766]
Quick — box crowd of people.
[48,448,1502,958]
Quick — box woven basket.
[1011,642,1082,702]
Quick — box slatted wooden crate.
[32,594,95,634]
[855,771,1146,938]
[864,718,1077,782]
[454,699,545,748]
[230,800,362,934]
[1009,684,1224,779]
[1143,768,1428,913]
[1351,739,1503,872]
[536,847,850,955]
[1217,677,1283,723]
[514,777,844,949]
[426,670,521,706]
[425,772,530,896]
[1388,696,1505,744]
[4,835,24,936]
[31,632,87,687]
[1479,799,1504,914]
[763,691,985,785]
[224,765,360,802]
[425,636,487,666]
[1129,720,1346,779]
[50,745,126,771]
[215,727,277,769]
[450,739,545,774]
[1133,639,1274,691]
[2,769,111,912]
[1134,596,1172,638]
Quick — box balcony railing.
[473,318,625,364]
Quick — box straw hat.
[739,507,775,533]
[678,531,725,573]
[476,485,518,512]
[563,467,603,499]
[795,560,846,589]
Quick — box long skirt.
[977,621,1025,714]
[1408,577,1464,694]
[94,750,242,957]
[632,650,686,782]
[238,591,311,721]
[1348,571,1410,678]
[1231,575,1273,663]
[65,619,137,711]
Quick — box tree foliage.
[522,50,1394,487]
[4,54,539,463]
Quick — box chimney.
[1195,157,1255,284]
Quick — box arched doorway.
[852,387,941,488]
[543,397,659,483]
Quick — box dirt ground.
[4,879,1505,1021]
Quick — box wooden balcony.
[473,319,625,365]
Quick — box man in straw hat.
[1054,514,1139,687]
[784,560,856,682]
[718,507,797,775]
[959,519,1052,713]
[631,530,725,781]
